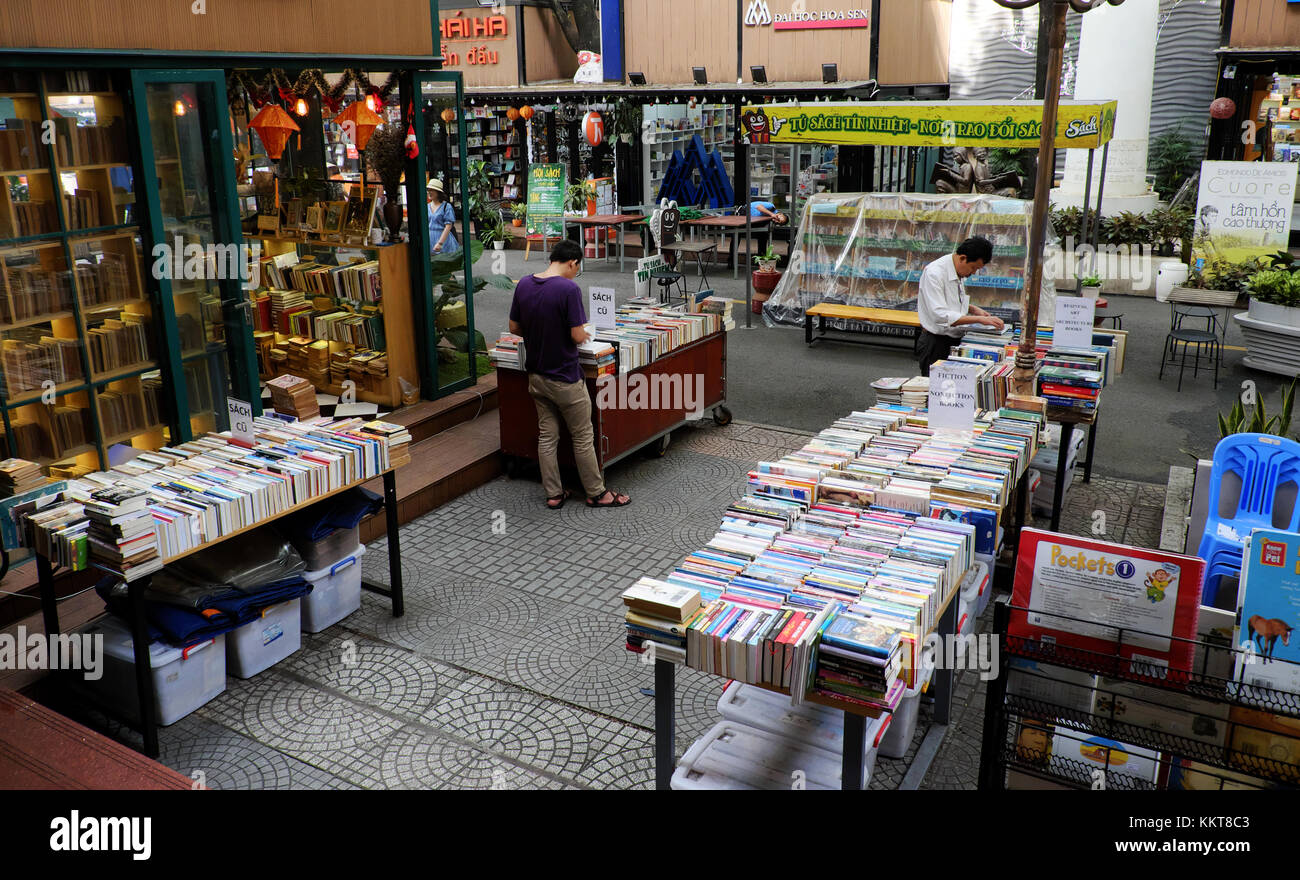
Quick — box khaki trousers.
[527,373,606,499]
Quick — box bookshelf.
[642,104,734,204]
[445,107,524,207]
[0,71,166,477]
[249,236,417,408]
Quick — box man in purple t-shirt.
[508,240,630,510]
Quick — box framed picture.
[256,213,279,236]
[283,198,303,233]
[344,187,377,239]
[304,204,322,233]
[322,200,346,235]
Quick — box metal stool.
[1094,310,1122,329]
[1160,328,1220,391]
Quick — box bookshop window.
[0,70,167,479]
[231,70,418,408]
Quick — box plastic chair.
[1196,433,1300,606]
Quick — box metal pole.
[1012,0,1068,398]
[1091,141,1110,253]
[1078,148,1094,294]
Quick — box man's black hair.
[550,239,584,264]
[955,236,994,264]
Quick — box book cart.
[30,465,405,759]
[496,329,731,473]
[979,601,1300,791]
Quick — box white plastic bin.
[878,663,933,759]
[226,599,302,678]
[293,525,360,571]
[75,615,225,726]
[957,561,990,636]
[671,720,852,790]
[1156,261,1188,302]
[716,681,890,781]
[300,544,366,633]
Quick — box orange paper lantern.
[506,106,521,121]
[248,104,300,160]
[519,105,535,121]
[335,99,383,151]
[583,111,604,146]
[440,107,457,123]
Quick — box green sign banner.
[527,163,566,237]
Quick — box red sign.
[440,11,508,41]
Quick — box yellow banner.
[738,101,1118,149]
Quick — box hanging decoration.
[506,107,521,122]
[227,68,401,112]
[405,122,419,160]
[334,99,383,151]
[519,105,535,121]
[561,102,580,123]
[583,111,604,147]
[440,107,457,123]
[293,97,309,117]
[248,103,300,160]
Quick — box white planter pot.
[493,240,506,251]
[1233,312,1300,376]
[1081,285,1101,300]
[756,260,778,273]
[1247,299,1300,328]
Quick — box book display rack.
[981,602,1300,791]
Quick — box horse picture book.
[1234,529,1300,708]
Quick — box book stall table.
[496,330,730,473]
[30,438,406,759]
[659,241,719,295]
[1045,402,1100,533]
[623,399,1046,790]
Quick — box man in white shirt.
[915,236,1005,376]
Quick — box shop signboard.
[635,255,666,299]
[588,287,617,328]
[737,101,1118,149]
[743,0,870,31]
[1193,160,1298,263]
[527,163,566,238]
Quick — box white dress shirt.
[917,253,969,337]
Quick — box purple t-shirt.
[509,274,587,384]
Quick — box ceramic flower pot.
[752,269,781,296]
[1248,298,1300,328]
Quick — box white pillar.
[1050,0,1160,214]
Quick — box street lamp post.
[993,0,1125,397]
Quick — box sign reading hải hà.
[737,101,1118,150]
[439,10,508,67]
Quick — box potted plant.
[1246,268,1300,327]
[1173,259,1256,307]
[752,247,782,310]
[478,216,509,251]
[565,180,596,215]
[508,202,527,228]
[365,126,407,242]
[1077,274,1102,299]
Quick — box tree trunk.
[546,0,601,53]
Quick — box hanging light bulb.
[173,99,186,117]
[294,97,309,116]
[365,93,378,113]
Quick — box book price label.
[1054,297,1096,349]
[588,286,617,328]
[227,397,255,447]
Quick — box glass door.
[413,71,480,397]
[130,70,257,441]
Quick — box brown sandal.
[546,490,572,510]
[587,490,630,508]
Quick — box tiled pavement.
[68,419,1164,790]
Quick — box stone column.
[1050,0,1159,214]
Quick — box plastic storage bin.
[716,682,890,782]
[75,615,225,726]
[226,599,302,679]
[878,663,934,759]
[300,544,366,633]
[293,525,360,571]
[671,720,854,790]
[957,561,990,636]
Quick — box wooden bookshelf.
[252,237,417,408]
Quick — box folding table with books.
[27,416,410,758]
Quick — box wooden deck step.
[385,372,498,443]
[360,409,502,542]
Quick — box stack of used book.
[267,374,319,420]
[900,376,930,409]
[84,487,162,582]
[1037,352,1102,414]
[699,295,736,331]
[811,609,905,712]
[358,420,412,468]
[578,339,616,379]
[870,377,908,406]
[26,500,90,571]
[622,577,702,663]
[0,458,46,497]
[488,333,525,370]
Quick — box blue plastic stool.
[1196,433,1300,606]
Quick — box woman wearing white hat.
[427,178,460,256]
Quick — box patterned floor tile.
[158,714,359,791]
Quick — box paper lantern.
[583,111,604,146]
[334,99,383,151]
[506,107,521,121]
[248,103,300,160]
[1210,97,1237,120]
[519,105,535,121]
[440,107,457,123]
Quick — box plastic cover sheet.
[762,192,1055,331]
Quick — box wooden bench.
[804,303,922,348]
